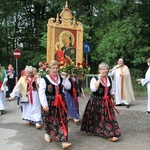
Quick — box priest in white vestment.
[108,58,135,108]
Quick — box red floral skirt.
[81,97,121,138]
[41,99,68,142]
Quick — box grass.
[132,80,147,97]
[83,87,92,95]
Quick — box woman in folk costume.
[0,63,7,116]
[9,66,42,129]
[137,57,150,115]
[81,62,121,142]
[108,58,135,108]
[61,72,85,125]
[38,60,72,149]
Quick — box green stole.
[0,68,5,82]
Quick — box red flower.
[39,62,44,67]
[68,61,71,65]
[42,65,46,71]
[77,62,80,67]
[82,62,88,67]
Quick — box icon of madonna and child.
[55,30,76,64]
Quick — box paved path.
[0,96,150,150]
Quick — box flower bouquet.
[38,62,50,77]
[59,62,90,79]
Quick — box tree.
[0,0,149,77]
[89,0,149,73]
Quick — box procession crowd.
[0,57,150,149]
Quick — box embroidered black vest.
[43,76,64,100]
[92,76,112,97]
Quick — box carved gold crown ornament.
[46,1,83,65]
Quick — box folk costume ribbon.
[49,74,68,136]
[101,77,119,121]
[26,77,35,104]
[72,79,79,112]
[120,66,124,99]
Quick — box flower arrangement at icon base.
[59,62,90,79]
[38,62,50,77]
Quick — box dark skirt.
[42,99,68,142]
[81,96,121,139]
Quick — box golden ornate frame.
[46,1,83,64]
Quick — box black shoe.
[145,111,150,115]
[126,105,130,108]
[115,104,123,106]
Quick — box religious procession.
[0,1,150,150]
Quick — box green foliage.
[20,50,46,67]
[83,87,92,95]
[40,32,47,48]
[125,67,147,96]
[131,68,147,96]
[93,15,143,67]
[83,25,92,41]
[133,47,150,67]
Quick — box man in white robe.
[137,57,150,115]
[108,58,135,108]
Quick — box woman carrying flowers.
[61,72,85,125]
[81,62,121,142]
[60,62,87,124]
[38,60,72,149]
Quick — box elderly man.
[108,58,135,108]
